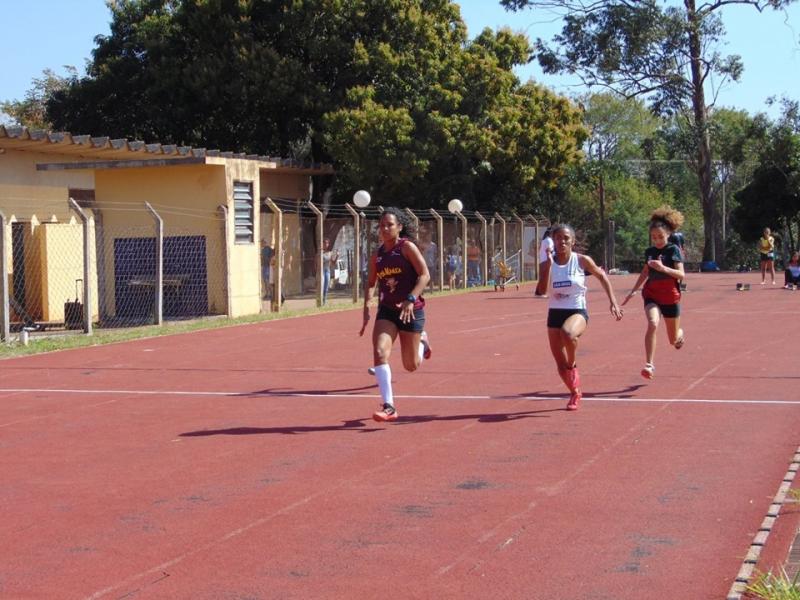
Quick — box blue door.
[114,236,209,319]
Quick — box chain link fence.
[2,198,554,342]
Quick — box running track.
[1,273,798,599]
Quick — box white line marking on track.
[1,387,799,405]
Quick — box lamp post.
[351,190,371,301]
[448,199,467,289]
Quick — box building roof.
[0,125,334,174]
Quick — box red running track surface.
[0,272,798,599]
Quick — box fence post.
[512,211,525,282]
[265,198,283,312]
[525,214,539,281]
[68,198,93,335]
[218,204,233,317]
[345,203,361,304]
[404,208,419,231]
[494,213,507,260]
[307,201,324,307]
[0,210,9,342]
[144,202,164,325]
[429,209,444,291]
[455,210,468,289]
[474,211,488,286]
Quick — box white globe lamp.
[353,190,371,208]
[448,198,463,214]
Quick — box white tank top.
[548,253,587,310]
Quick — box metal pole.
[608,219,616,271]
[144,202,163,326]
[512,211,525,282]
[0,210,9,342]
[218,205,233,317]
[345,203,361,304]
[429,209,444,291]
[494,213,507,260]
[455,210,468,289]
[307,201,324,307]
[404,208,419,231]
[722,181,727,244]
[69,198,93,335]
[265,198,283,312]
[526,214,539,281]
[474,211,488,286]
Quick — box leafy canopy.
[39,0,587,210]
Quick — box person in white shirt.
[534,228,554,298]
[544,224,624,411]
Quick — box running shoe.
[641,363,655,379]
[373,403,398,422]
[421,331,432,360]
[674,331,685,350]
[367,366,376,375]
[566,389,581,411]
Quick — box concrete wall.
[94,164,229,318]
[0,150,97,324]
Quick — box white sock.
[374,363,393,406]
[418,338,425,362]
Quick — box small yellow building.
[0,125,333,332]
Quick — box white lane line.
[1,387,800,405]
[452,319,544,334]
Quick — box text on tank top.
[548,253,587,310]
[376,238,425,310]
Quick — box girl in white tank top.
[544,225,624,411]
[548,252,587,310]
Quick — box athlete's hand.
[610,302,624,320]
[359,307,370,336]
[621,290,637,306]
[647,258,664,272]
[398,300,415,323]
[397,300,415,324]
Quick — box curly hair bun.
[650,206,685,231]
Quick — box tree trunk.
[686,0,717,262]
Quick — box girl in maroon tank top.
[360,208,432,423]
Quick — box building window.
[233,181,254,244]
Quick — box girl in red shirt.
[360,208,432,422]
[622,207,686,380]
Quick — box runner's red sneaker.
[567,389,581,411]
[373,403,398,422]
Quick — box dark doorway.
[113,236,209,320]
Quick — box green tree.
[501,0,796,261]
[1,68,76,129]
[46,0,586,210]
[580,92,659,264]
[731,110,800,252]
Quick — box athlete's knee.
[374,345,392,362]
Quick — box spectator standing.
[759,227,777,285]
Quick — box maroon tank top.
[376,238,425,310]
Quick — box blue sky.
[1,0,798,121]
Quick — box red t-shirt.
[643,243,682,305]
[376,238,425,310]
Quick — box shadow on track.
[179,408,564,437]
